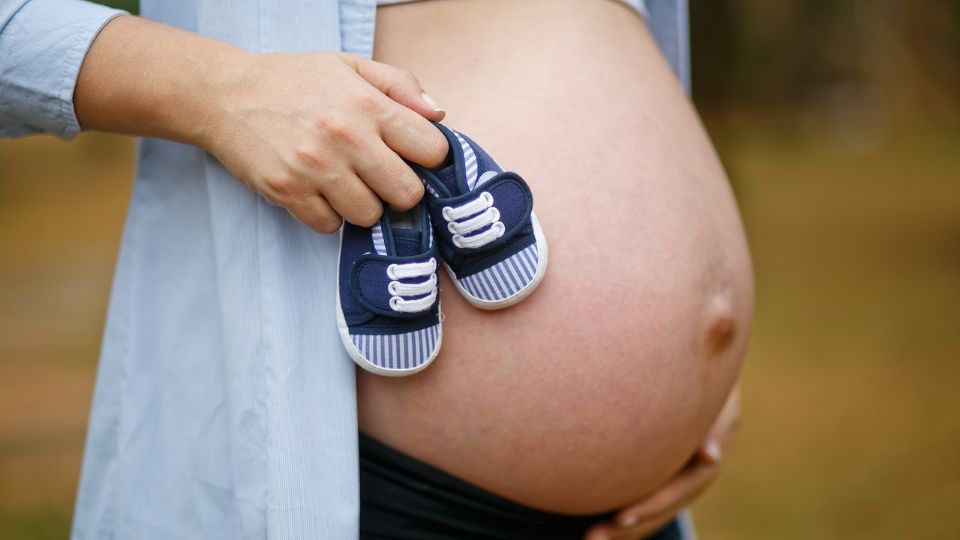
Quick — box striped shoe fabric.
[411,123,549,310]
[348,325,440,372]
[456,243,541,303]
[336,201,442,376]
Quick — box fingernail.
[704,440,723,463]
[620,514,639,527]
[421,92,445,112]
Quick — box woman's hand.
[205,52,449,232]
[583,386,742,540]
[76,16,448,233]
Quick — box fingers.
[584,523,621,540]
[348,56,447,121]
[274,142,384,229]
[583,461,717,540]
[592,397,738,540]
[613,512,679,540]
[614,460,718,528]
[304,112,419,220]
[271,54,451,231]
[583,511,677,540]
[698,438,723,465]
[320,171,384,227]
[583,458,719,540]
[286,194,343,234]
[353,142,424,210]
[717,385,742,433]
[698,384,742,463]
[339,55,449,168]
[280,128,422,227]
[591,391,743,540]
[379,103,450,168]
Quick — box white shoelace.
[386,258,437,313]
[441,192,506,249]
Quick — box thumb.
[346,55,447,121]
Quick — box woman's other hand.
[583,386,742,540]
[205,52,448,232]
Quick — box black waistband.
[358,432,683,540]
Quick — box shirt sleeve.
[644,0,690,94]
[0,0,126,139]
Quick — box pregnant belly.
[359,0,754,515]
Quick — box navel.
[704,294,737,355]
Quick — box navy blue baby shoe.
[336,202,442,376]
[410,123,548,310]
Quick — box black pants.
[359,433,684,540]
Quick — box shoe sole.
[335,226,442,377]
[445,211,549,311]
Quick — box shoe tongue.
[431,125,504,195]
[433,161,461,194]
[391,228,424,257]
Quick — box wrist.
[74,15,258,148]
[176,47,258,150]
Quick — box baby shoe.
[410,123,548,310]
[336,202,442,376]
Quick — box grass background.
[1,0,958,538]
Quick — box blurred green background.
[1,1,958,539]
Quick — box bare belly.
[359,0,754,514]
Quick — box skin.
[585,387,741,540]
[75,15,450,231]
[359,0,755,532]
[72,3,748,538]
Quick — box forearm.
[74,15,248,147]
[70,11,449,233]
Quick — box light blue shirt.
[0,1,688,538]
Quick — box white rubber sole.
[446,211,549,311]
[335,227,442,377]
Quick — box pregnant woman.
[0,0,751,539]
